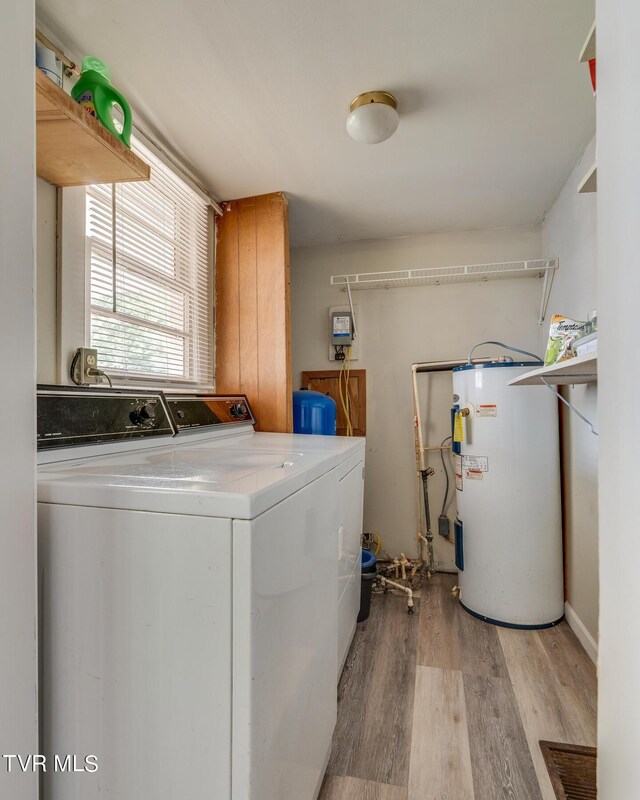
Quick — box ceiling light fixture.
[346,91,399,144]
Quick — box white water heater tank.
[451,361,563,628]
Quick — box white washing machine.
[37,388,365,800]
[164,393,364,677]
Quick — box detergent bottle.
[71,57,132,148]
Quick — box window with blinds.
[86,138,213,387]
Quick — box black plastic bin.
[357,549,377,623]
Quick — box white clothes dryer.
[37,387,365,800]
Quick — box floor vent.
[540,740,597,799]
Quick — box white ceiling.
[37,0,595,247]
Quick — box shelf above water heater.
[507,352,597,386]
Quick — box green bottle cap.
[81,56,111,80]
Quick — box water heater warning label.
[454,454,463,491]
[477,404,497,417]
[465,469,483,481]
[462,455,489,472]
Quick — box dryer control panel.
[37,388,256,450]
[37,386,174,450]
[165,394,255,431]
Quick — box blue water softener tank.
[293,390,337,435]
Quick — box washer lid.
[57,448,302,485]
[38,432,365,519]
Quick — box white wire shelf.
[330,258,557,290]
[330,259,559,324]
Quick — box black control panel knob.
[230,402,248,419]
[130,402,156,426]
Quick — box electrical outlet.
[71,347,99,385]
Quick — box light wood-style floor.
[319,574,597,800]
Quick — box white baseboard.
[564,601,598,665]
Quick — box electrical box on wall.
[329,305,360,361]
[331,311,353,347]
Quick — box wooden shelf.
[508,352,597,386]
[578,163,597,194]
[35,69,150,187]
[579,22,596,63]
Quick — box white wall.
[0,0,39,796]
[37,179,58,384]
[291,226,543,565]
[596,0,640,795]
[542,138,598,647]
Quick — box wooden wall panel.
[237,198,258,399]
[215,192,292,433]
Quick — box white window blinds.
[86,138,213,387]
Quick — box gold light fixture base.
[349,91,397,113]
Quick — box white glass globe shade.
[346,101,399,144]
